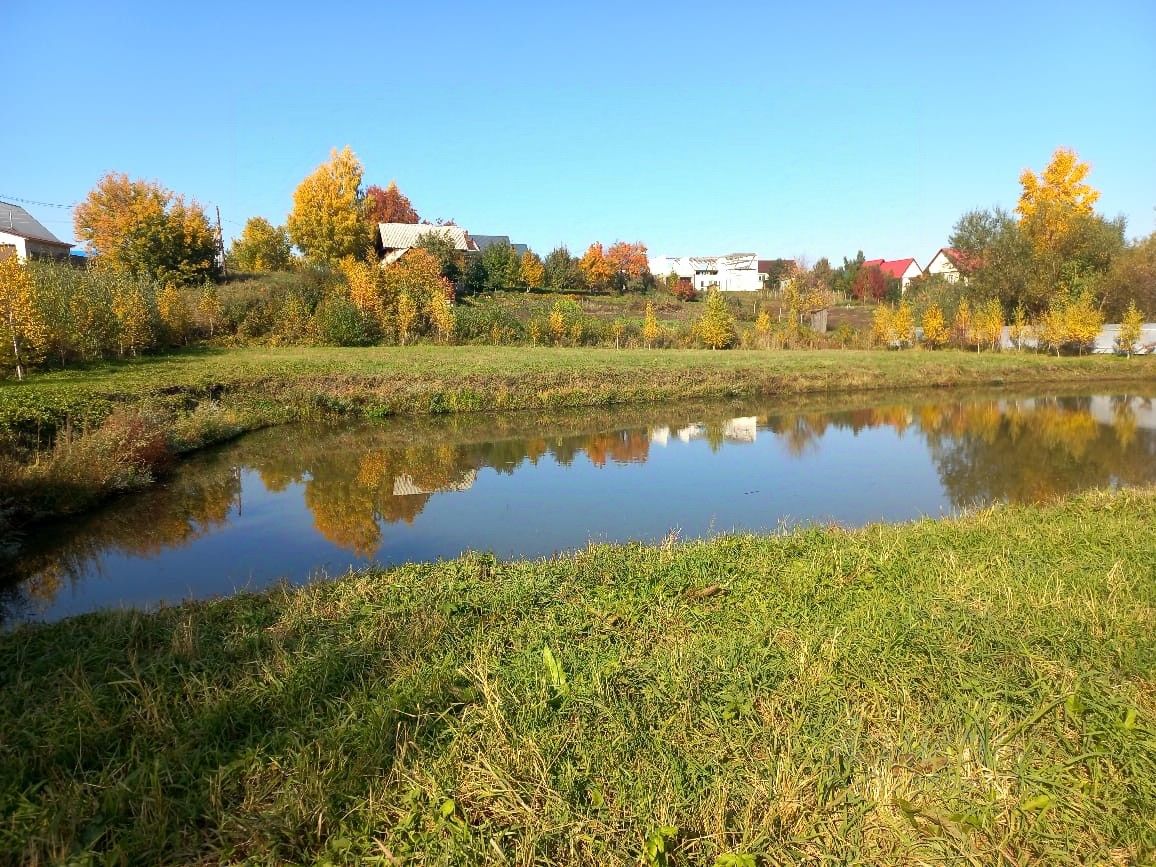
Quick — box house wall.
[900,261,922,292]
[0,231,70,262]
[926,251,962,283]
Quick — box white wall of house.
[898,259,923,293]
[0,230,70,262]
[651,254,762,291]
[926,250,963,283]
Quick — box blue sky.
[5,1,1155,265]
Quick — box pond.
[3,388,1155,625]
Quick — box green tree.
[228,217,293,272]
[543,246,584,292]
[481,241,520,291]
[287,147,370,264]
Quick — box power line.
[0,194,77,209]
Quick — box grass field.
[4,345,1154,439]
[1,486,1153,864]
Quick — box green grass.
[2,487,1154,865]
[4,345,1154,438]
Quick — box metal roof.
[378,223,476,252]
[0,201,71,246]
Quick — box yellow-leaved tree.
[395,291,417,345]
[520,251,545,289]
[872,305,894,347]
[920,303,948,349]
[0,257,47,379]
[427,287,456,344]
[642,301,660,348]
[287,147,371,264]
[579,243,616,294]
[1064,290,1104,355]
[953,299,973,349]
[1016,147,1100,255]
[229,217,293,272]
[1117,300,1144,356]
[1008,304,1031,350]
[340,256,387,333]
[156,285,190,346]
[892,301,915,347]
[74,172,218,284]
[754,310,772,347]
[973,298,1004,352]
[697,287,735,349]
[196,284,223,338]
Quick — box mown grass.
[1,487,1153,865]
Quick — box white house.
[378,223,477,265]
[0,201,72,262]
[925,248,978,284]
[649,253,762,292]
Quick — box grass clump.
[1,487,1153,864]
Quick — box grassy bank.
[1,346,1153,527]
[2,487,1154,864]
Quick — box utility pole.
[215,206,227,279]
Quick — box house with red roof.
[861,257,923,293]
[925,248,978,285]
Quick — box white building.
[0,201,73,262]
[925,248,977,284]
[649,253,763,292]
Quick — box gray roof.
[0,201,71,246]
[473,234,528,256]
[378,223,476,252]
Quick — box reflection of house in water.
[663,418,758,445]
[723,417,758,442]
[392,469,478,496]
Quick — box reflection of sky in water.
[8,392,1156,625]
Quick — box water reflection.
[4,390,1154,625]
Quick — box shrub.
[312,294,374,346]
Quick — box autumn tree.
[0,257,46,378]
[973,298,1004,352]
[579,243,616,294]
[414,230,464,284]
[228,217,293,272]
[1064,290,1104,355]
[1008,304,1031,350]
[1016,147,1100,256]
[364,181,420,225]
[520,251,545,289]
[156,285,190,345]
[196,284,223,337]
[111,275,155,356]
[340,256,387,332]
[642,301,660,348]
[920,303,948,348]
[953,299,973,349]
[605,241,650,292]
[697,287,735,349]
[1117,301,1144,356]
[395,291,417,345]
[543,246,584,292]
[287,147,370,264]
[74,172,218,284]
[851,264,888,302]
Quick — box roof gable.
[378,223,476,252]
[0,201,70,246]
[878,258,917,279]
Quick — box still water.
[4,389,1155,625]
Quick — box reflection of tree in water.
[6,393,1154,619]
[4,460,242,618]
[923,397,1156,506]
